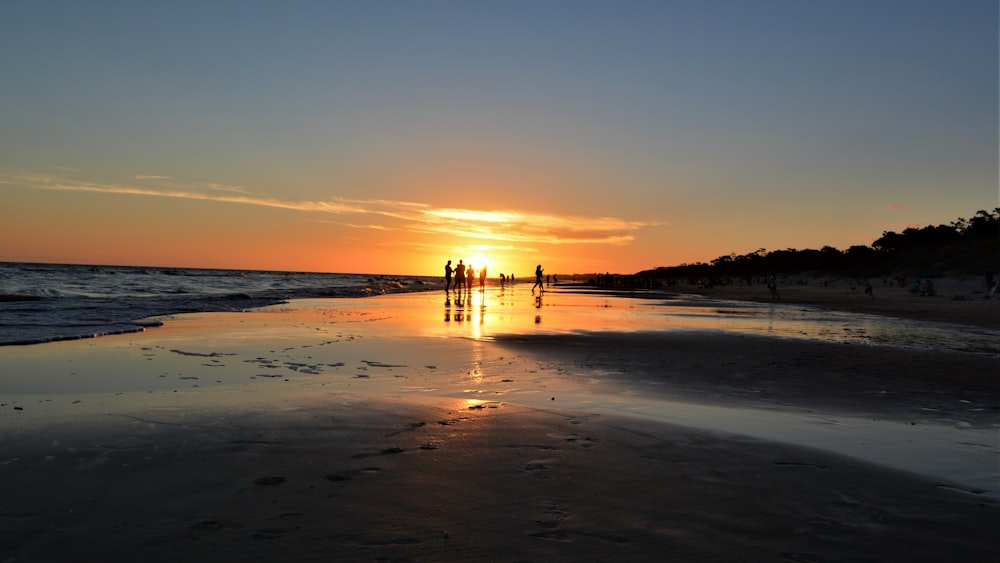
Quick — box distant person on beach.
[466,265,475,291]
[499,273,506,288]
[455,260,466,291]
[532,265,544,293]
[444,260,454,291]
[479,264,487,290]
[767,274,780,300]
[864,279,874,299]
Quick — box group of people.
[444,260,547,294]
[444,259,488,292]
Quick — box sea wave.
[0,262,442,346]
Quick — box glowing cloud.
[9,173,657,248]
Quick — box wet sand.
[679,277,1000,330]
[1,286,998,561]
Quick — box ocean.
[0,262,440,346]
[2,261,998,355]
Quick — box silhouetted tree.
[635,209,998,282]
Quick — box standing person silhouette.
[466,264,475,291]
[532,264,544,293]
[767,273,780,300]
[454,260,466,292]
[479,264,487,291]
[444,260,454,292]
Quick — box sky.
[1,0,997,277]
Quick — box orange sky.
[1,3,996,277]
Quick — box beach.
[1,285,998,561]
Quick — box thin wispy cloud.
[8,173,657,246]
[135,175,172,180]
[206,183,252,194]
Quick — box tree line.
[632,208,999,286]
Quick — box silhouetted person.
[466,265,475,291]
[864,279,874,299]
[767,274,780,300]
[532,264,544,293]
[479,264,487,290]
[455,260,466,292]
[444,260,454,291]
[499,273,506,288]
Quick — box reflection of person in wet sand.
[534,291,542,323]
[532,264,544,293]
[444,260,454,292]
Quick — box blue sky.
[1,1,996,274]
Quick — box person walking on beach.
[766,274,780,300]
[532,264,544,293]
[455,260,466,292]
[479,264,487,291]
[864,279,874,299]
[444,260,454,292]
[466,265,475,291]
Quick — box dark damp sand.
[679,277,1000,330]
[2,401,997,562]
[1,288,998,562]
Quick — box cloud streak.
[9,173,657,246]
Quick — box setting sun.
[471,255,490,274]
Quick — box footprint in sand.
[325,466,383,482]
[523,461,552,479]
[384,421,427,437]
[566,435,600,448]
[529,498,573,539]
[351,447,405,459]
[251,528,290,540]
